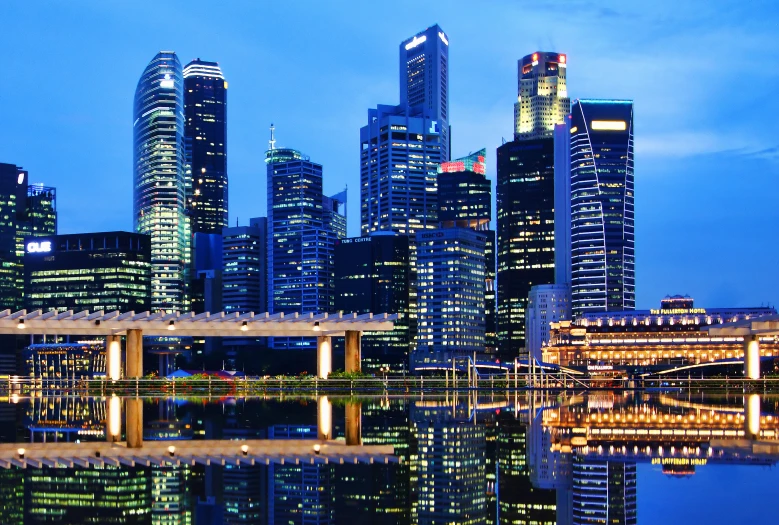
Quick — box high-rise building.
[514,52,570,141]
[133,51,189,313]
[498,51,570,357]
[184,59,228,235]
[24,231,151,313]
[554,120,572,287]
[266,132,344,350]
[20,184,56,242]
[437,149,497,352]
[360,104,444,236]
[496,139,556,355]
[221,218,267,364]
[334,233,410,372]
[526,284,571,361]
[415,228,486,366]
[572,459,637,525]
[399,24,449,161]
[569,100,635,316]
[222,219,266,315]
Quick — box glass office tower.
[183,59,228,234]
[266,134,344,350]
[334,233,410,372]
[399,24,450,161]
[133,51,189,313]
[437,149,496,352]
[569,100,635,316]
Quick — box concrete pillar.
[746,394,761,439]
[106,335,122,381]
[106,395,121,442]
[345,401,362,446]
[126,329,143,379]
[317,336,332,379]
[317,396,332,440]
[744,335,760,380]
[126,398,143,449]
[345,331,361,373]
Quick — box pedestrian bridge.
[3,309,397,379]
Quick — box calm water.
[0,391,777,524]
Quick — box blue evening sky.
[1,1,778,309]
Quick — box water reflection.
[0,391,775,524]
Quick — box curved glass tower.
[133,51,189,312]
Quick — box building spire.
[269,123,276,151]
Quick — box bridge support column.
[126,329,143,379]
[345,401,362,446]
[317,396,332,440]
[106,335,122,381]
[126,398,143,449]
[317,336,332,379]
[106,395,121,442]
[345,331,361,373]
[744,335,760,380]
[746,393,761,439]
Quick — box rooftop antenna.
[269,123,276,151]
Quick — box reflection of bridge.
[0,309,396,379]
[0,440,397,469]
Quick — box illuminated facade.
[526,284,571,361]
[543,296,777,372]
[184,59,228,235]
[266,138,344,350]
[496,138,556,355]
[514,52,569,140]
[334,234,410,372]
[572,459,636,525]
[24,231,151,313]
[570,99,635,316]
[415,228,486,366]
[438,148,496,351]
[24,343,106,380]
[133,51,190,313]
[399,24,449,161]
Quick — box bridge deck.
[0,439,398,468]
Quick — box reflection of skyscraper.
[133,51,189,312]
[572,459,636,525]
[569,100,635,317]
[411,403,486,525]
[497,415,556,525]
[183,59,228,235]
[268,425,334,525]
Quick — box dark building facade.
[24,231,151,313]
[497,139,556,356]
[437,149,497,352]
[184,59,228,235]
[334,233,410,372]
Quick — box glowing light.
[438,31,449,46]
[241,321,249,332]
[168,320,176,331]
[27,241,52,253]
[108,395,121,437]
[591,120,627,131]
[559,54,567,64]
[168,445,176,457]
[405,34,427,50]
[241,444,249,456]
[313,444,321,454]
[17,173,24,184]
[532,53,538,61]
[108,339,121,381]
[17,448,25,459]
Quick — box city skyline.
[1,1,778,309]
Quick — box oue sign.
[27,241,52,253]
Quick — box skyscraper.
[514,52,570,141]
[569,100,635,316]
[437,149,497,352]
[497,51,570,356]
[184,59,228,235]
[415,228,486,365]
[334,233,410,372]
[266,131,344,350]
[399,24,449,161]
[572,459,637,525]
[133,51,189,313]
